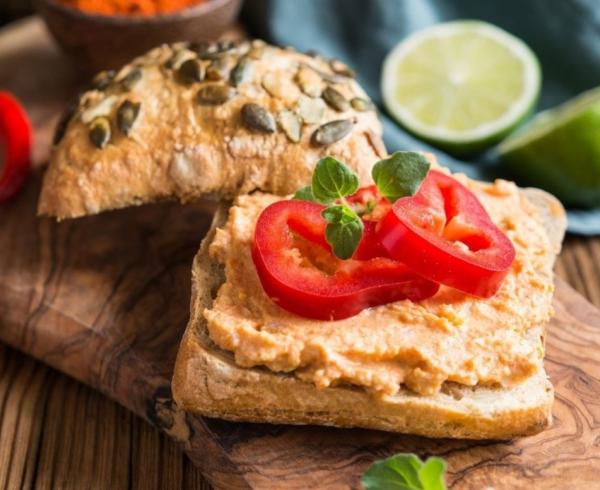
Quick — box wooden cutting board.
[2,18,600,490]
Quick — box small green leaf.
[372,151,430,203]
[312,156,359,203]
[418,458,447,490]
[293,185,317,202]
[322,205,363,259]
[361,453,447,490]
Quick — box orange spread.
[58,0,209,16]
[204,172,555,397]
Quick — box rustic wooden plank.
[0,346,51,490]
[184,458,213,490]
[555,237,589,299]
[0,345,208,490]
[131,416,186,490]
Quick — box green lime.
[381,21,540,155]
[499,87,600,208]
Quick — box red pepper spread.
[57,0,209,16]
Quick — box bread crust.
[172,191,565,439]
[38,42,384,220]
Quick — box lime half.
[499,87,600,208]
[381,21,540,155]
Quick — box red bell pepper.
[377,170,516,298]
[252,199,439,320]
[0,92,32,202]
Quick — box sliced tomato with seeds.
[252,199,439,320]
[377,170,515,298]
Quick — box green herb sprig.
[294,152,430,259]
[361,453,447,490]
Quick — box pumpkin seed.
[230,57,252,87]
[277,110,302,142]
[197,84,235,105]
[297,95,326,125]
[298,82,320,97]
[189,41,215,59]
[329,59,356,78]
[312,119,353,146]
[218,40,236,52]
[164,54,178,70]
[300,62,340,84]
[350,97,375,112]
[177,59,204,85]
[81,95,118,124]
[92,70,116,90]
[116,100,141,136]
[262,71,300,101]
[206,57,234,81]
[241,103,276,133]
[322,86,349,112]
[191,41,234,60]
[164,49,193,70]
[89,117,111,149]
[120,67,143,90]
[295,65,323,97]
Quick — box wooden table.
[2,17,600,490]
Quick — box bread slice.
[172,189,566,440]
[38,41,384,220]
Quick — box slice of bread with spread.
[172,168,566,439]
[38,41,384,219]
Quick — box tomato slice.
[377,170,516,298]
[252,199,439,320]
[0,92,32,202]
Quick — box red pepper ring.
[0,92,32,202]
[377,170,516,298]
[252,199,439,320]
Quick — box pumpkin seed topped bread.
[38,40,385,219]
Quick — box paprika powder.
[57,0,209,17]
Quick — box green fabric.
[243,0,600,234]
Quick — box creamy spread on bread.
[204,170,555,397]
[39,41,384,219]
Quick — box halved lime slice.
[499,87,600,208]
[381,21,540,155]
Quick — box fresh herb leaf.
[322,205,363,260]
[361,453,447,490]
[418,457,447,490]
[311,156,359,203]
[292,153,429,260]
[293,185,317,202]
[372,151,430,203]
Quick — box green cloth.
[243,0,600,234]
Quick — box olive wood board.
[1,17,600,490]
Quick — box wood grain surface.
[1,17,600,490]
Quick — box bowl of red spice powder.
[36,0,243,72]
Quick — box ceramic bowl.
[36,0,243,72]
